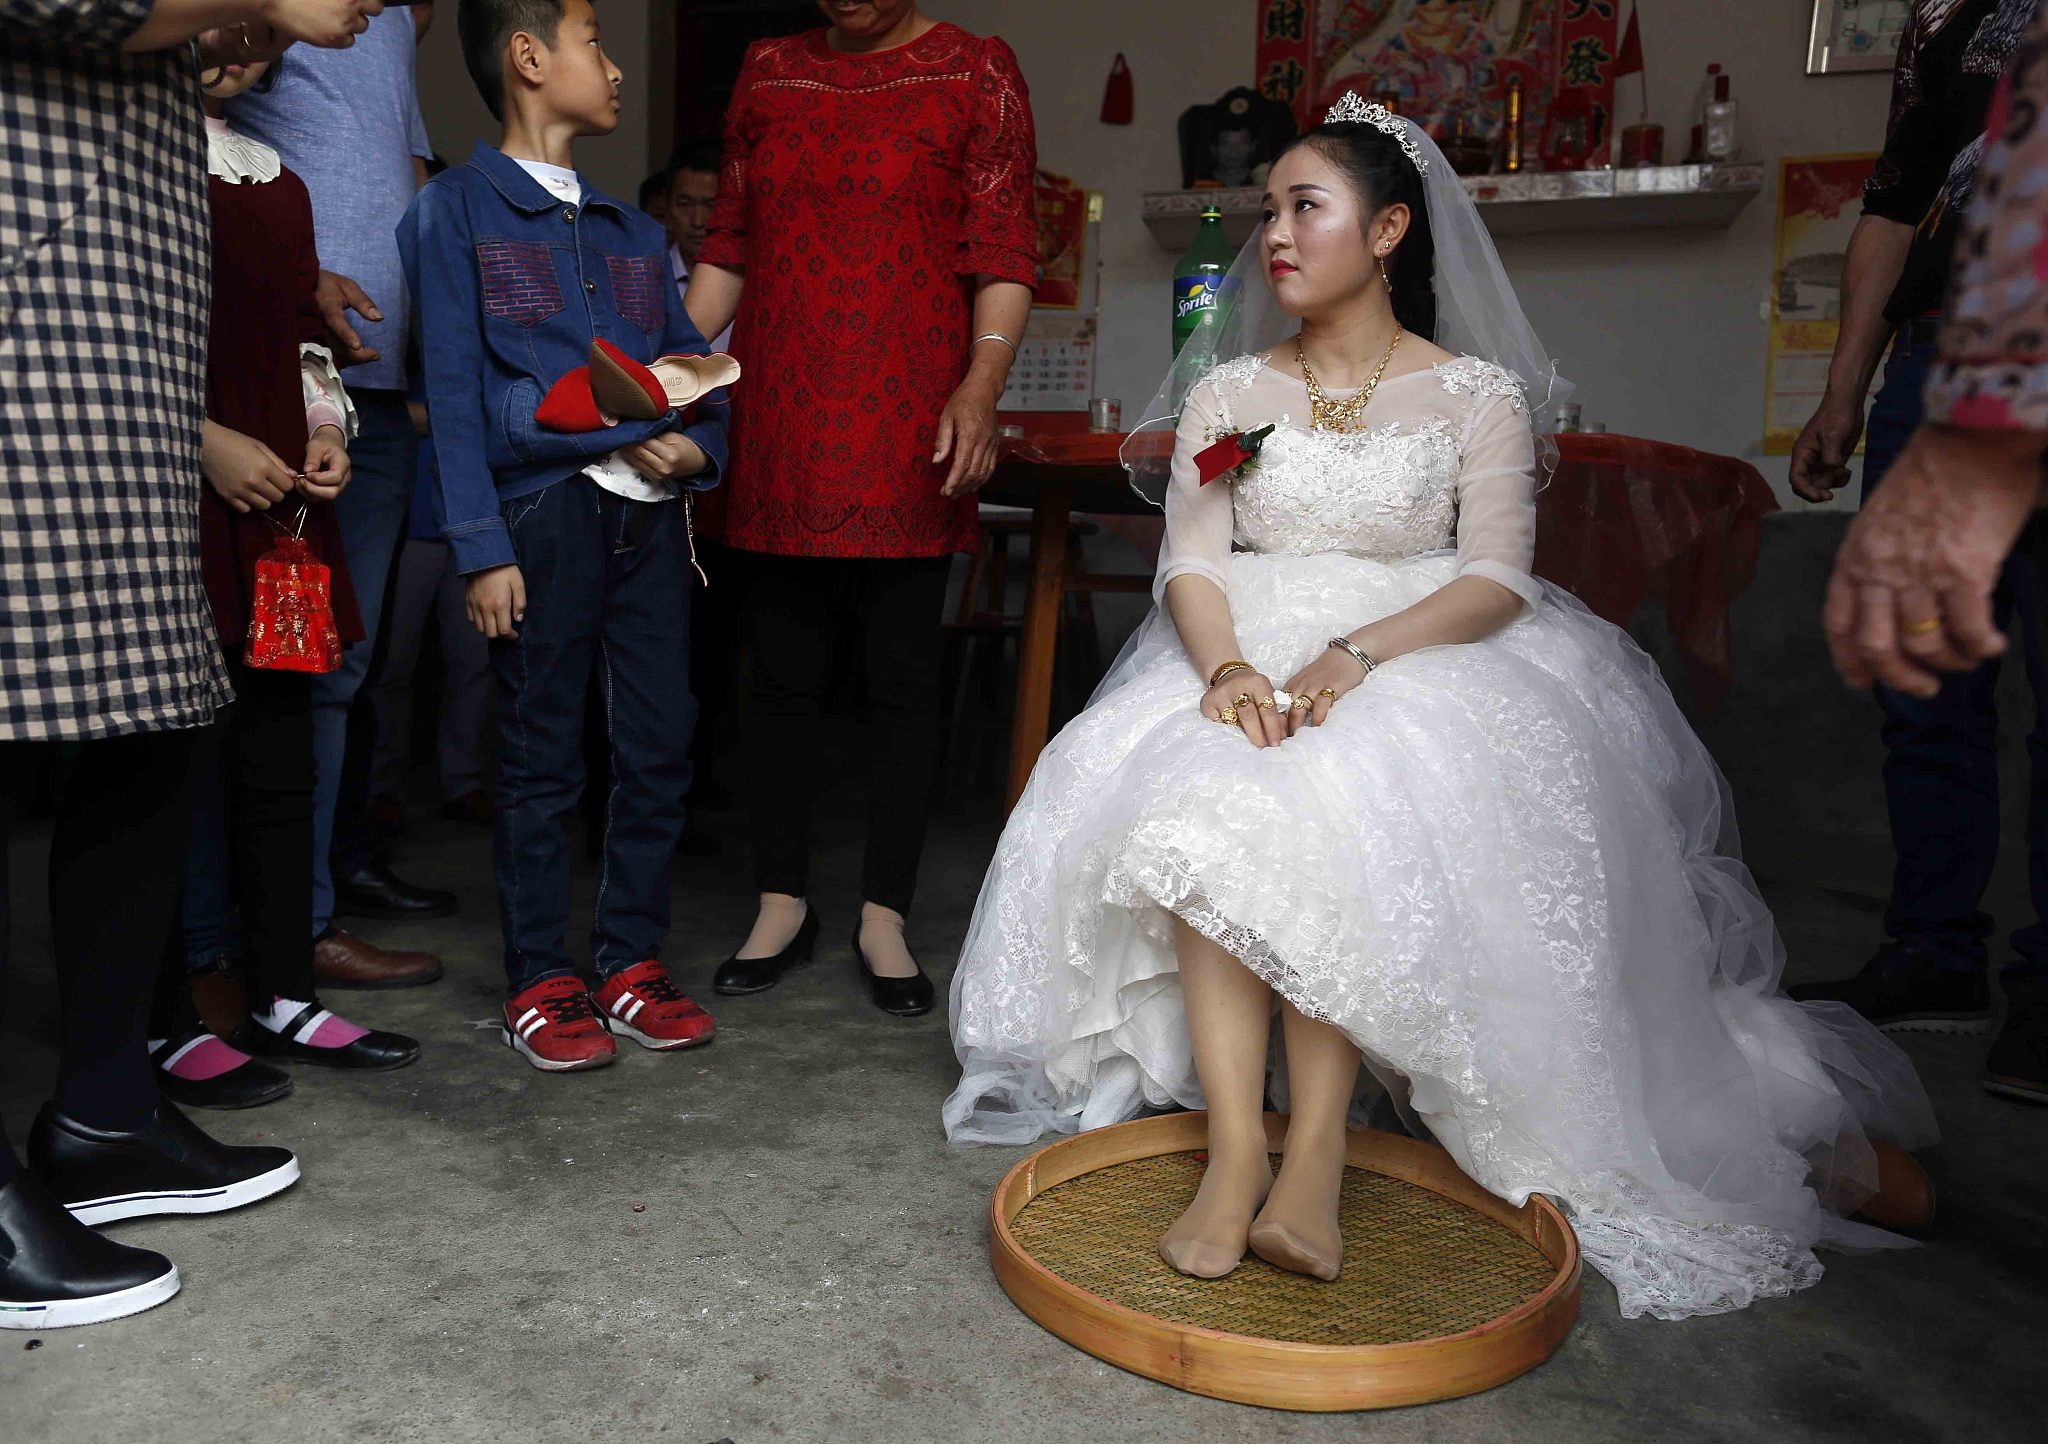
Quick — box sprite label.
[1172,206,1238,357]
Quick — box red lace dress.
[698,23,1038,558]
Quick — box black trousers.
[739,553,952,917]
[153,661,316,1038]
[1,726,211,1184]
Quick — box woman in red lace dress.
[689,1,1036,1016]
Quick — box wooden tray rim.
[989,1111,1583,1411]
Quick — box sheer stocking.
[1158,920,1274,1278]
[1250,1001,1361,1281]
[858,902,919,980]
[736,892,807,960]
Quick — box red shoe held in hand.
[536,340,741,434]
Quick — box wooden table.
[984,429,1778,811]
[982,430,1159,808]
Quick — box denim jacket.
[397,143,729,575]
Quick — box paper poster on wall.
[1033,171,1095,311]
[1001,311,1098,413]
[1764,153,1880,456]
[1254,0,1619,149]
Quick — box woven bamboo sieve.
[989,1112,1581,1411]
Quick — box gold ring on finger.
[1233,693,1255,709]
[1904,617,1942,637]
[1216,706,1238,725]
[1255,695,1277,710]
[1290,694,1313,711]
[1318,688,1338,700]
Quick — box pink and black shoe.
[149,1029,292,1111]
[240,997,419,1071]
[592,961,717,1051]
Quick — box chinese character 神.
[1261,57,1307,102]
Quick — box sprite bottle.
[1172,207,1237,358]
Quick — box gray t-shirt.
[228,10,431,391]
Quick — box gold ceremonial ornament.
[1904,618,1943,637]
[1255,696,1278,711]
[1318,688,1339,700]
[1217,705,1240,725]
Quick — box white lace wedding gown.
[944,354,1937,1321]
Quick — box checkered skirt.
[1,12,231,740]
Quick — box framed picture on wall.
[1253,1,1620,160]
[1807,0,1909,75]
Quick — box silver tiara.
[1324,91,1429,174]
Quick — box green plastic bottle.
[1172,207,1237,358]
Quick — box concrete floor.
[4,515,2045,1442]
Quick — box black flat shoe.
[239,1005,420,1071]
[0,1174,180,1331]
[715,905,820,996]
[852,925,935,1018]
[335,859,457,921]
[151,1032,293,1111]
[28,1100,299,1227]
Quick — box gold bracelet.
[1209,659,1254,689]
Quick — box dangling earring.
[1379,255,1392,292]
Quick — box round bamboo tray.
[990,1112,1581,1412]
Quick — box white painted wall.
[415,1,1897,506]
[946,0,1899,506]
[413,0,656,204]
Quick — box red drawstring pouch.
[244,507,341,674]
[1100,54,1134,126]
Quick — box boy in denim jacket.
[399,0,726,1072]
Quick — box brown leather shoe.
[187,955,249,1039]
[312,928,444,991]
[1855,1140,1937,1233]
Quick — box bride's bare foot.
[1159,1147,1274,1279]
[1249,1138,1348,1281]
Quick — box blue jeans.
[181,775,236,965]
[310,390,418,935]
[492,476,695,991]
[1865,341,2048,980]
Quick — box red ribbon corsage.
[1194,423,1275,486]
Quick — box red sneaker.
[592,961,717,1052]
[502,977,617,1073]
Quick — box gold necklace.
[1298,331,1403,432]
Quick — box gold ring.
[1255,695,1277,710]
[1904,617,1943,637]
[1217,706,1239,725]
[1290,695,1313,711]
[1317,688,1338,700]
[1233,693,1255,709]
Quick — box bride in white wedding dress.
[943,99,1937,1321]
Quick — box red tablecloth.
[1537,435,1779,709]
[991,427,1779,709]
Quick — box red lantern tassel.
[1100,53,1134,126]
